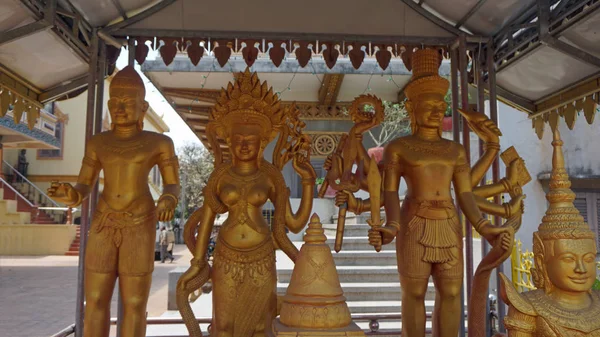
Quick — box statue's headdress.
[404,48,449,101]
[208,68,297,165]
[531,128,596,290]
[110,65,146,97]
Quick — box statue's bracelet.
[190,257,206,267]
[386,221,401,231]
[500,178,512,193]
[484,142,501,151]
[67,192,83,208]
[301,177,316,185]
[474,218,489,232]
[159,193,178,205]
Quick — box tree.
[176,142,214,220]
[367,101,411,147]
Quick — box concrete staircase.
[1,182,59,224]
[0,187,31,224]
[65,226,81,256]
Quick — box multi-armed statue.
[500,129,600,336]
[177,69,316,337]
[328,48,528,337]
[47,66,181,337]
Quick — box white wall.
[498,102,600,251]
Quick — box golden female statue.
[499,129,600,337]
[47,66,180,337]
[333,48,525,337]
[177,69,315,337]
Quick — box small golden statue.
[273,213,364,336]
[47,66,180,337]
[332,48,527,337]
[177,69,316,337]
[499,128,600,337]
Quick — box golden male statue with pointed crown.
[177,69,316,337]
[500,129,600,337]
[334,48,526,337]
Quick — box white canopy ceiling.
[1,0,599,133]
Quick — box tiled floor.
[0,245,191,337]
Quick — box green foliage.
[444,90,453,117]
[367,101,411,147]
[177,143,214,219]
[593,278,600,291]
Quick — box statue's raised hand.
[292,151,316,179]
[47,181,79,205]
[458,108,502,143]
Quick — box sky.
[115,49,202,150]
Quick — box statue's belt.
[404,197,456,220]
[404,197,460,264]
[92,210,157,247]
[213,236,275,284]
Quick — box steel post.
[487,41,506,333]
[75,27,99,337]
[459,34,474,306]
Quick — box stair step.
[323,223,372,237]
[326,237,396,251]
[65,251,80,256]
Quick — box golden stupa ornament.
[500,128,600,336]
[273,213,365,336]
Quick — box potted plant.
[315,177,337,198]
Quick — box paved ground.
[0,245,192,337]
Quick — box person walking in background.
[159,226,174,263]
[166,226,176,257]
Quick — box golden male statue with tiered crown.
[176,69,316,337]
[47,66,181,337]
[333,48,527,337]
[499,128,600,337]
[273,213,364,336]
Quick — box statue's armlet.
[499,273,536,316]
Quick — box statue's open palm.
[47,182,79,205]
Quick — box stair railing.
[0,177,35,208]
[2,160,71,223]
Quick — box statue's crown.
[210,68,283,141]
[404,48,449,101]
[536,128,594,240]
[110,65,146,96]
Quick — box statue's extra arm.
[72,140,102,206]
[193,204,216,259]
[382,143,401,229]
[473,195,508,217]
[157,137,181,199]
[473,182,505,198]
[285,177,314,234]
[470,142,500,187]
[453,145,490,234]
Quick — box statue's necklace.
[102,136,149,155]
